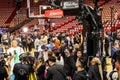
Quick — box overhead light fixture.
[23,27,28,32]
[43,6,47,9]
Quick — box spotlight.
[23,27,28,32]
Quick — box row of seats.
[13,16,77,35]
[102,0,120,21]
[104,20,120,32]
[51,19,78,34]
[9,8,28,27]
[0,7,28,27]
[0,8,15,27]
[0,0,15,8]
[50,16,76,29]
[13,19,120,36]
[84,0,105,7]
[85,0,120,22]
[13,18,44,34]
[12,0,120,35]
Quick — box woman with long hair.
[88,57,103,80]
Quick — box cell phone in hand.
[14,50,16,55]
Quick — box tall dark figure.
[0,34,2,44]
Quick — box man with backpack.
[13,53,33,80]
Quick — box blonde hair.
[92,57,103,80]
[92,57,101,64]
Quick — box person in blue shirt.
[111,40,119,70]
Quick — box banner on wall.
[45,9,64,18]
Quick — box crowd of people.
[0,31,120,80]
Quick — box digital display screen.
[62,1,79,10]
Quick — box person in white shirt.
[7,40,24,80]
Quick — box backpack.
[17,68,29,80]
[17,63,28,78]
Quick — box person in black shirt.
[115,50,120,79]
[13,53,33,80]
[0,54,9,80]
[113,28,120,42]
[64,49,76,78]
[36,58,46,80]
[0,66,8,80]
[73,58,88,80]
[46,56,67,80]
[88,57,103,80]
